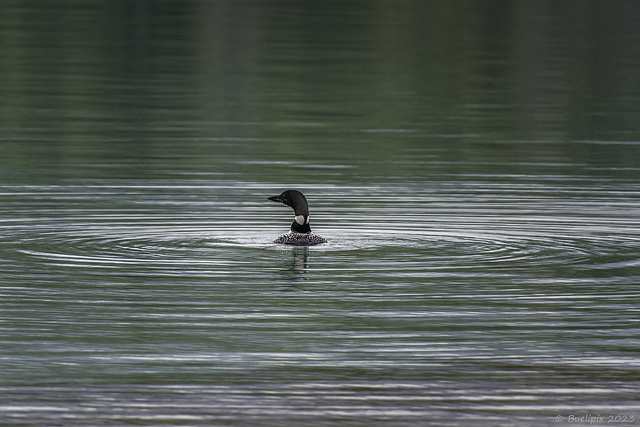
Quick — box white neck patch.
[294,215,305,225]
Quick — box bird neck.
[291,215,311,233]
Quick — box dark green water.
[1,2,640,426]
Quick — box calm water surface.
[1,2,640,426]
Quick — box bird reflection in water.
[280,246,310,284]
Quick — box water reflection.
[279,246,311,284]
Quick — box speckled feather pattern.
[273,232,327,246]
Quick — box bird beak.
[268,195,284,203]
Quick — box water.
[2,2,640,426]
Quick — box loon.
[267,189,327,246]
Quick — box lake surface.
[1,2,640,426]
